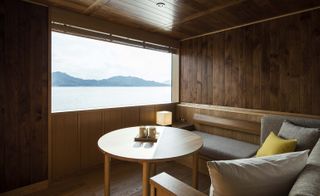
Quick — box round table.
[98,126,203,196]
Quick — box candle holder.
[134,126,158,143]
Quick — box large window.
[52,32,172,112]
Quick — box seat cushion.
[193,131,259,160]
[278,120,320,151]
[289,139,320,196]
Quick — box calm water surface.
[52,87,171,112]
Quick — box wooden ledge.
[193,113,260,136]
[150,172,206,196]
[178,102,320,120]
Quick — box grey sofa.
[290,137,320,196]
[193,115,320,195]
[153,115,320,196]
[193,131,259,159]
[193,115,320,158]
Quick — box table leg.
[142,161,150,196]
[104,155,111,196]
[150,183,155,196]
[192,152,199,189]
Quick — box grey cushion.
[193,131,259,160]
[278,120,320,151]
[261,115,320,144]
[289,139,320,196]
[307,139,320,166]
[208,151,309,196]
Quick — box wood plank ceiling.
[34,0,320,40]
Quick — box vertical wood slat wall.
[180,9,320,116]
[0,0,48,192]
[51,103,176,180]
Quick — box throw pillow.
[207,150,309,196]
[278,120,320,151]
[289,139,320,196]
[256,131,297,157]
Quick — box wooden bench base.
[150,172,206,196]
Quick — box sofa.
[151,115,320,196]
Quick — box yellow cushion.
[256,132,297,157]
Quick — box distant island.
[52,71,170,87]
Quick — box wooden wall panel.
[140,105,156,125]
[0,3,5,191]
[79,111,104,169]
[180,10,320,115]
[52,113,80,180]
[121,107,140,127]
[103,108,122,133]
[0,0,48,192]
[177,103,320,144]
[51,103,176,180]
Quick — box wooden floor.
[29,161,211,196]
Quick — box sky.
[52,32,172,83]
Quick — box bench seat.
[193,131,259,160]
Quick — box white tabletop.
[98,126,203,162]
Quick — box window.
[52,32,172,112]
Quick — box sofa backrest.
[261,115,320,145]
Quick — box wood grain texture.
[140,105,156,125]
[186,105,260,144]
[32,0,320,39]
[28,161,211,196]
[98,126,202,196]
[177,103,320,144]
[193,114,260,136]
[0,1,5,191]
[51,103,176,180]
[0,0,48,192]
[79,110,104,169]
[150,172,206,196]
[103,108,122,133]
[50,7,179,49]
[180,9,320,115]
[1,180,48,196]
[121,107,140,128]
[51,112,80,180]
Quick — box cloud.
[52,32,171,82]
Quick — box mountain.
[163,80,171,85]
[52,72,169,87]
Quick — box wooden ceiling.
[34,0,320,40]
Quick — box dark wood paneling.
[33,0,320,39]
[0,1,5,192]
[0,0,48,192]
[180,10,320,115]
[121,107,140,127]
[212,33,225,106]
[140,105,156,125]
